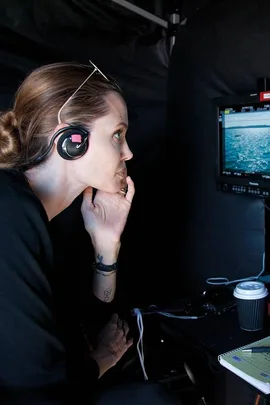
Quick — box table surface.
[160,306,270,401]
[160,308,269,356]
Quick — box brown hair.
[0,62,122,169]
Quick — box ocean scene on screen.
[223,111,270,175]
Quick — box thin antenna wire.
[57,60,109,124]
[57,69,97,124]
[89,59,108,80]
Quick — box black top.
[0,169,100,404]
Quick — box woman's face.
[74,92,133,193]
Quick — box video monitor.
[216,93,270,198]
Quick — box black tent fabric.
[167,0,266,298]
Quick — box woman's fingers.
[123,320,129,337]
[119,337,134,357]
[126,338,133,349]
[117,317,123,329]
[104,314,133,351]
[110,313,119,325]
[81,186,94,209]
[125,176,135,204]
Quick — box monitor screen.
[217,95,270,197]
[219,103,270,180]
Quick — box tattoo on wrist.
[104,285,113,302]
[96,253,103,263]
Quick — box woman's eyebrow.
[116,121,128,129]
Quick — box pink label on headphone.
[71,134,82,143]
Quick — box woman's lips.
[116,169,127,190]
[117,168,127,179]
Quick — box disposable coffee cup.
[233,281,268,331]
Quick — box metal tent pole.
[169,11,180,54]
[110,0,181,55]
[110,0,168,29]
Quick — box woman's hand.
[90,313,133,377]
[81,176,135,261]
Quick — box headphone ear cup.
[57,127,89,160]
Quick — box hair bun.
[0,110,20,168]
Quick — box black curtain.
[167,0,266,298]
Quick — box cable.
[140,304,205,319]
[131,306,202,381]
[206,252,265,286]
[254,394,261,405]
[156,312,204,319]
[132,308,148,380]
[263,197,270,212]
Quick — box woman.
[0,61,135,404]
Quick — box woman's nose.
[121,142,133,161]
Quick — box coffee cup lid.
[233,281,268,300]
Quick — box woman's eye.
[114,130,122,141]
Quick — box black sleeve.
[49,196,117,339]
[0,177,99,404]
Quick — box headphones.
[22,125,89,170]
[54,125,89,160]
